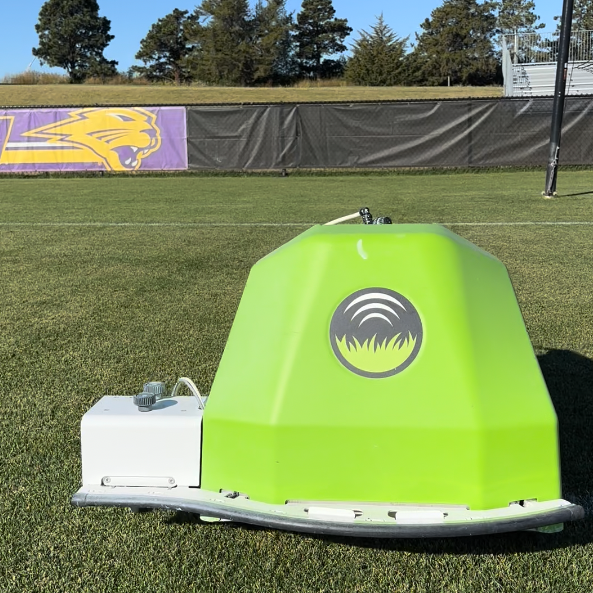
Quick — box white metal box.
[81,396,203,488]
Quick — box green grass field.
[1,171,593,592]
[0,84,503,106]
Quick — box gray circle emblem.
[330,288,423,378]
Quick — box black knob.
[359,207,373,224]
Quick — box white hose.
[170,377,205,409]
[324,212,360,225]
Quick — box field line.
[0,221,593,228]
[0,222,312,227]
[443,221,593,226]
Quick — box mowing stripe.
[0,221,593,228]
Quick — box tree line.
[32,0,593,87]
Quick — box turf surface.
[0,84,502,107]
[1,171,593,592]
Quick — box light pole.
[543,0,575,197]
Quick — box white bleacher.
[510,62,593,96]
[502,31,593,97]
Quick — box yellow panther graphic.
[0,108,161,171]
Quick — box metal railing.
[501,30,593,65]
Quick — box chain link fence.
[187,97,593,170]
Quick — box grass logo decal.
[330,288,423,378]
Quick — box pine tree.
[252,0,297,84]
[409,0,500,86]
[497,0,545,34]
[497,0,545,64]
[555,0,593,31]
[87,57,120,82]
[294,0,352,79]
[32,0,116,83]
[345,15,408,86]
[188,0,295,85]
[132,9,198,85]
[552,0,593,63]
[189,0,254,85]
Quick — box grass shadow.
[538,349,593,509]
[561,190,593,197]
[329,349,593,554]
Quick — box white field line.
[0,221,592,228]
[443,221,593,226]
[0,222,312,227]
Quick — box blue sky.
[0,0,560,79]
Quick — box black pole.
[543,0,575,197]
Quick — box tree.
[550,0,593,63]
[87,57,119,82]
[132,9,198,85]
[497,0,545,64]
[409,0,500,86]
[252,0,298,84]
[497,0,545,35]
[345,15,408,86]
[187,0,295,85]
[33,0,116,83]
[293,0,352,79]
[555,0,593,30]
[189,0,254,85]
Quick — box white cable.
[170,377,205,409]
[324,212,360,225]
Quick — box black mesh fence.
[187,97,593,170]
[187,105,300,169]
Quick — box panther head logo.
[23,108,162,171]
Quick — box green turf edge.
[3,164,593,180]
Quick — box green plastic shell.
[201,224,560,510]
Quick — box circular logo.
[330,288,423,378]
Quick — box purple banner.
[0,107,187,172]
